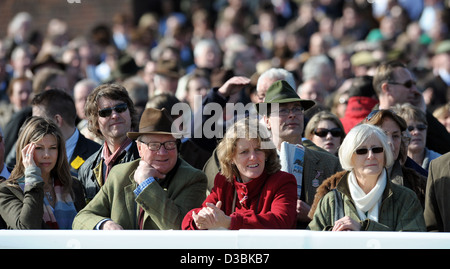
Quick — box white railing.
[0,229,449,249]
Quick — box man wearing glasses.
[372,61,450,155]
[256,80,342,228]
[77,83,140,202]
[73,108,207,230]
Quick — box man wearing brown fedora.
[73,107,207,230]
[257,80,342,229]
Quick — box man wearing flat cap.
[72,108,207,230]
[256,80,342,228]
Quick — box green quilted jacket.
[308,171,426,231]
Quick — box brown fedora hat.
[127,107,182,139]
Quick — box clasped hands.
[192,201,231,230]
[332,216,361,231]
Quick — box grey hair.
[257,68,296,91]
[193,39,221,59]
[302,55,333,81]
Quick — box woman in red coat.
[182,118,297,230]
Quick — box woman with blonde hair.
[392,103,441,171]
[432,103,450,134]
[0,117,85,229]
[182,118,297,230]
[308,124,425,231]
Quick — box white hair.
[193,38,220,59]
[338,124,394,171]
[257,68,296,92]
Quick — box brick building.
[0,0,135,39]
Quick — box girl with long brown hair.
[0,116,85,229]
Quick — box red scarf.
[102,137,132,180]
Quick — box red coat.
[182,170,297,230]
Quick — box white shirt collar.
[439,68,450,86]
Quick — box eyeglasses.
[355,146,384,155]
[138,140,178,151]
[271,106,304,117]
[314,128,342,137]
[98,103,128,117]
[407,124,427,132]
[387,80,416,88]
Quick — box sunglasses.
[355,147,384,155]
[407,124,427,132]
[387,80,416,88]
[314,128,342,137]
[98,103,128,117]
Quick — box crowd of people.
[0,0,449,233]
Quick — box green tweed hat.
[255,80,316,115]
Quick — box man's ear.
[53,114,64,127]
[136,140,145,160]
[381,82,390,95]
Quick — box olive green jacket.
[424,152,450,232]
[308,171,426,231]
[72,158,207,230]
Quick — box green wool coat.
[72,158,207,230]
[308,171,426,231]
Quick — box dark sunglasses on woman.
[407,124,427,132]
[314,128,342,137]
[355,147,384,155]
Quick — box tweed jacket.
[424,152,450,232]
[307,170,426,231]
[301,147,342,206]
[72,158,207,230]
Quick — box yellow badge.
[71,156,85,170]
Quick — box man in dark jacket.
[77,83,140,201]
[373,60,450,155]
